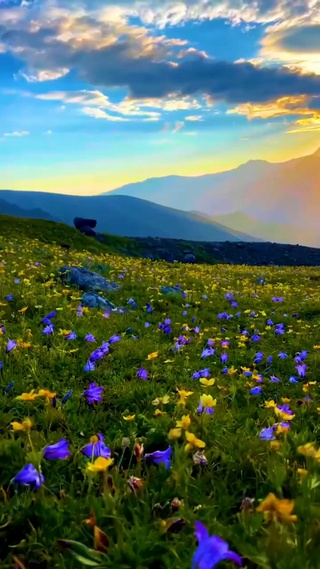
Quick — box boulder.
[78,226,96,237]
[74,217,97,230]
[81,292,117,310]
[184,253,196,263]
[160,285,184,296]
[60,266,120,292]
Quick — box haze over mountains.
[0,192,257,242]
[0,147,318,246]
[104,148,320,246]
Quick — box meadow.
[1,216,320,569]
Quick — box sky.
[0,0,320,195]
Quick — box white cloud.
[3,130,29,137]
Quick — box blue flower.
[43,438,71,460]
[145,447,172,470]
[12,464,44,490]
[250,386,262,395]
[192,521,242,569]
[82,433,111,459]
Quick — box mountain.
[103,147,320,246]
[208,212,316,246]
[0,198,60,222]
[0,191,258,242]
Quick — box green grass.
[1,215,320,568]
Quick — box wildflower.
[147,352,158,360]
[192,521,242,569]
[168,428,182,440]
[259,426,275,440]
[154,409,167,416]
[185,431,206,452]
[84,360,95,372]
[82,434,111,459]
[123,414,136,421]
[201,348,215,358]
[43,438,71,460]
[65,331,77,340]
[109,334,121,344]
[152,395,170,405]
[145,447,172,470]
[61,390,73,405]
[42,324,54,335]
[256,493,297,523]
[200,378,215,387]
[4,381,14,394]
[197,394,216,415]
[16,390,38,401]
[38,389,56,400]
[128,476,143,493]
[6,339,17,353]
[298,443,320,460]
[136,367,149,380]
[193,369,211,380]
[296,363,307,378]
[250,386,262,395]
[85,333,96,342]
[11,418,33,431]
[82,382,104,404]
[87,457,114,473]
[177,389,193,406]
[12,464,44,490]
[193,451,208,465]
[176,415,191,430]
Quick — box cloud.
[228,94,320,132]
[173,120,184,133]
[185,115,203,121]
[81,107,131,121]
[3,130,29,136]
[259,23,320,75]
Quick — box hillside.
[2,214,320,267]
[0,191,257,242]
[0,198,60,222]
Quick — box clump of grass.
[1,215,320,568]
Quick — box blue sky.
[0,0,319,194]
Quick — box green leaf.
[57,539,105,567]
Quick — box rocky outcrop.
[74,217,97,237]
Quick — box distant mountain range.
[103,147,320,246]
[0,147,318,246]
[0,192,258,242]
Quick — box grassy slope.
[1,215,320,568]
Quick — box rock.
[184,253,196,263]
[60,266,120,292]
[160,285,184,296]
[81,292,117,310]
[79,226,96,237]
[74,217,97,230]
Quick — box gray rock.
[184,253,196,263]
[60,266,120,292]
[81,292,117,310]
[74,217,97,230]
[160,285,184,296]
[79,226,96,237]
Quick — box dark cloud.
[275,24,320,53]
[1,15,320,105]
[73,44,320,103]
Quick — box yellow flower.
[11,418,33,431]
[256,493,297,523]
[176,415,191,430]
[90,435,99,444]
[37,389,56,400]
[281,398,290,403]
[298,443,320,460]
[297,468,307,479]
[274,408,295,421]
[87,457,114,473]
[275,423,290,435]
[16,390,38,401]
[18,306,28,314]
[168,428,182,440]
[199,394,216,409]
[177,389,193,406]
[123,415,136,421]
[152,395,170,405]
[154,409,167,416]
[270,440,281,451]
[185,431,206,452]
[147,352,158,360]
[199,378,215,387]
[227,366,238,375]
